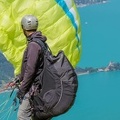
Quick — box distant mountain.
[74,0,108,7]
[0,52,14,82]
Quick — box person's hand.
[5,76,20,88]
[13,76,20,84]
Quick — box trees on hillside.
[0,53,14,82]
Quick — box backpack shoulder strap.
[32,39,53,54]
[31,39,48,53]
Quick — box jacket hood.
[27,31,47,42]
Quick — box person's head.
[21,15,38,37]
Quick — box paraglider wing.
[0,0,82,75]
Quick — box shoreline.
[76,1,108,8]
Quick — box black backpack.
[30,39,78,120]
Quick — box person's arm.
[17,42,41,99]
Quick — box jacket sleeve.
[19,42,41,96]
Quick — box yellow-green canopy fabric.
[0,0,82,75]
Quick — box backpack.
[30,39,78,120]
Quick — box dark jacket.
[18,31,47,98]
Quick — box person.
[16,15,50,120]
